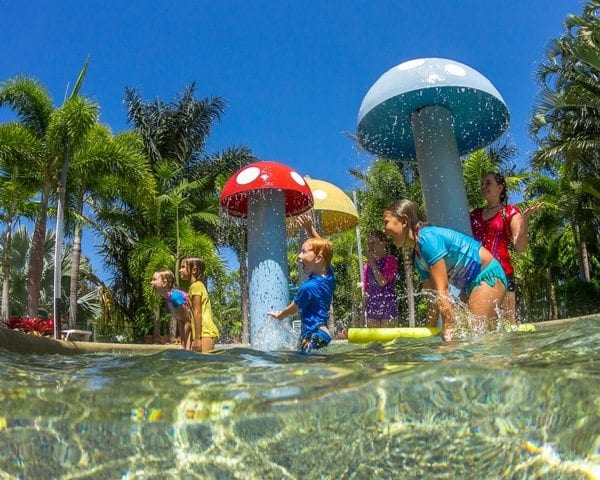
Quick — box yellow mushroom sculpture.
[301,177,359,235]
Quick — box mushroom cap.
[357,58,510,160]
[219,161,313,218]
[305,178,359,234]
[288,178,359,235]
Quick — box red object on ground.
[7,316,54,335]
[219,160,313,218]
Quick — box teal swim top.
[415,225,482,294]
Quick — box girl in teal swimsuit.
[383,199,507,341]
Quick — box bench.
[62,329,93,342]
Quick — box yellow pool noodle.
[348,327,442,343]
[348,323,536,343]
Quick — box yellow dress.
[188,280,219,339]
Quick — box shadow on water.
[0,317,598,479]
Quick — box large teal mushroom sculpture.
[219,161,313,350]
[357,58,509,234]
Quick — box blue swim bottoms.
[299,328,332,353]
[466,259,508,296]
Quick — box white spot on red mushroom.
[290,171,305,186]
[236,166,260,185]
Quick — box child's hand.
[297,212,320,238]
[192,339,202,352]
[267,311,282,320]
[296,213,313,230]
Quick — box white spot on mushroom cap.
[313,189,327,200]
[236,166,261,185]
[290,171,306,186]
[397,59,425,70]
[445,64,466,76]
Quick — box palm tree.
[65,126,154,328]
[0,76,55,319]
[93,84,254,340]
[0,68,99,329]
[0,124,40,323]
[530,0,600,283]
[0,226,100,322]
[50,93,99,335]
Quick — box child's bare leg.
[183,323,193,350]
[468,281,506,330]
[201,337,217,352]
[501,291,516,324]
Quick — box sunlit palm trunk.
[1,219,13,323]
[579,240,591,282]
[69,217,82,329]
[575,227,592,282]
[403,248,415,327]
[27,171,53,318]
[545,268,558,320]
[573,224,591,283]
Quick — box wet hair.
[368,230,387,243]
[485,171,508,206]
[305,237,333,268]
[384,199,426,235]
[155,269,176,289]
[182,257,206,282]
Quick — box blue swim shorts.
[465,258,508,296]
[299,328,332,353]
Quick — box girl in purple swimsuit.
[363,231,398,327]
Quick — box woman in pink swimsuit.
[470,172,543,324]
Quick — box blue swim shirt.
[294,265,336,337]
[415,225,482,294]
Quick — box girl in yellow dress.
[179,257,219,352]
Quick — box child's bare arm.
[297,213,320,238]
[268,301,299,320]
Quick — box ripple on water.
[0,317,598,479]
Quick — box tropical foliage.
[527,0,600,318]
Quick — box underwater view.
[0,317,598,480]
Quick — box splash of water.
[252,315,298,351]
[402,290,505,340]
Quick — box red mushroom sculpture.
[220,161,313,350]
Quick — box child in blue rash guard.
[268,214,336,353]
[383,199,507,341]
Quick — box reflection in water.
[0,318,598,479]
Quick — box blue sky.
[0,0,580,276]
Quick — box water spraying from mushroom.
[219,161,313,350]
[357,57,509,234]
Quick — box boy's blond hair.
[306,237,333,267]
